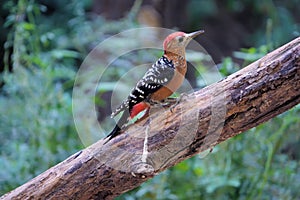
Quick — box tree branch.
[1,37,300,200]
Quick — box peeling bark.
[1,37,300,200]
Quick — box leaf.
[22,22,35,31]
[51,50,81,59]
[233,51,264,61]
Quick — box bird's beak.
[186,30,204,38]
[184,30,204,46]
[186,30,205,39]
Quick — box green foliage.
[233,45,268,66]
[0,0,84,194]
[0,67,81,193]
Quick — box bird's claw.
[147,99,161,106]
[146,93,188,112]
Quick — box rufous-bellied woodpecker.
[105,30,204,142]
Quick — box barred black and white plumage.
[111,56,175,118]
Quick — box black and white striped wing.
[111,56,175,117]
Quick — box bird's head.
[163,30,204,55]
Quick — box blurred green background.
[0,0,299,199]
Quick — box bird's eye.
[177,36,184,43]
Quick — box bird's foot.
[147,98,177,108]
[146,93,188,112]
[146,99,161,106]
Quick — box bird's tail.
[105,110,130,143]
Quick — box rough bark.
[1,37,300,200]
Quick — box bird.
[105,30,204,143]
